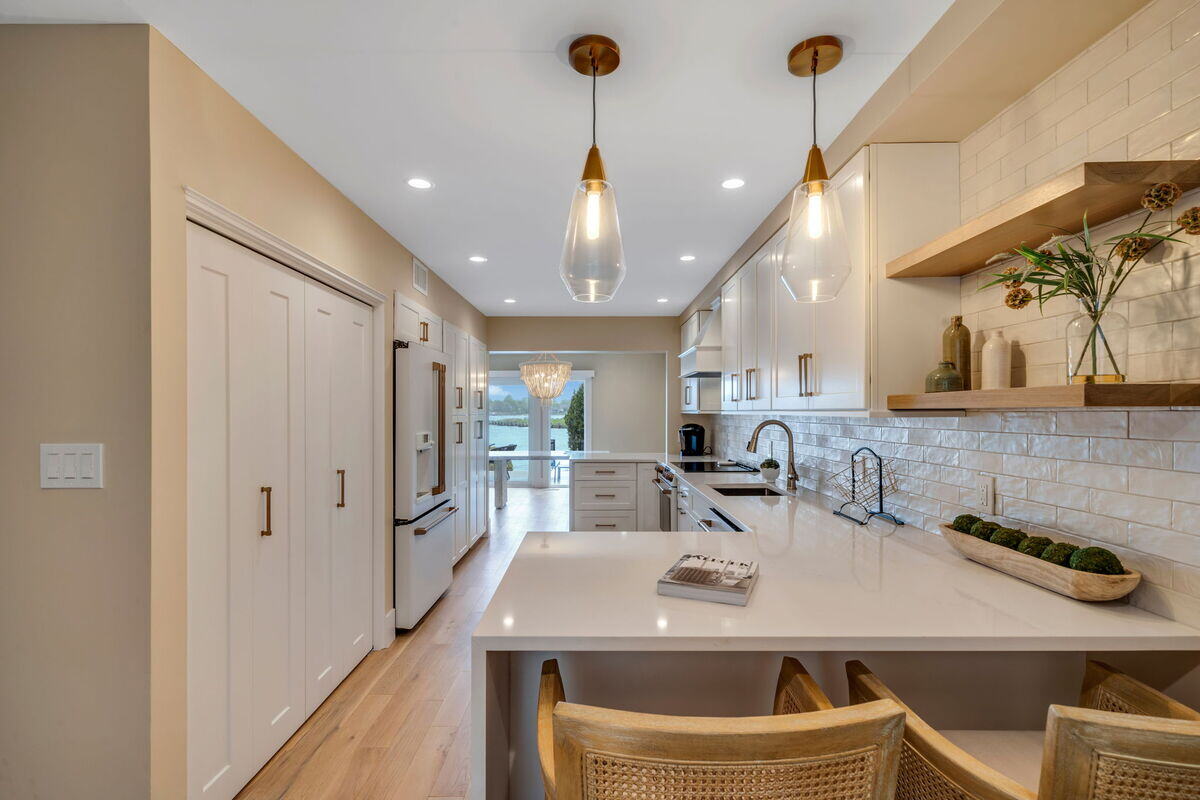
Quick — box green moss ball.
[968,520,1002,540]
[952,514,982,534]
[1017,536,1053,558]
[1068,546,1125,575]
[989,528,1028,549]
[1040,542,1080,566]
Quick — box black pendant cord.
[811,51,818,148]
[591,59,598,147]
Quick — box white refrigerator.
[394,338,456,629]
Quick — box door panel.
[332,295,373,677]
[720,281,739,410]
[187,228,253,798]
[748,244,775,410]
[736,263,757,411]
[247,257,307,769]
[773,234,814,411]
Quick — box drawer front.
[574,511,638,531]
[574,462,637,481]
[573,481,636,510]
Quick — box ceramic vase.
[943,315,972,389]
[981,330,1012,390]
[925,360,963,393]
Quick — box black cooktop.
[671,460,758,473]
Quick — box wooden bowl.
[939,524,1141,602]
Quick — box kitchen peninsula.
[471,466,1200,800]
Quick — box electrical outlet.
[973,473,995,513]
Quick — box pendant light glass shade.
[780,176,852,303]
[519,353,573,406]
[560,172,626,302]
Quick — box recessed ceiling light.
[468,255,488,263]
[679,254,696,262]
[721,178,745,189]
[657,298,669,303]
[407,177,434,189]
[503,298,516,304]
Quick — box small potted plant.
[759,458,780,483]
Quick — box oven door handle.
[652,478,673,495]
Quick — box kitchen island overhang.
[470,526,1200,800]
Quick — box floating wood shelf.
[886,161,1200,279]
[887,383,1200,411]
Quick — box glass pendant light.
[520,353,573,406]
[780,36,853,304]
[560,35,626,303]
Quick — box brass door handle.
[456,386,464,409]
[432,363,447,495]
[337,469,346,508]
[260,486,272,536]
[456,421,464,444]
[419,320,429,342]
[595,469,616,474]
[700,519,714,528]
[475,420,483,439]
[475,389,484,409]
[415,506,457,535]
[728,372,740,401]
[595,523,617,528]
[684,383,692,405]
[799,353,816,397]
[594,493,617,498]
[744,368,753,400]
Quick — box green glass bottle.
[925,360,964,393]
[943,315,971,390]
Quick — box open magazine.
[657,554,758,606]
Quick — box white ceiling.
[3,0,952,316]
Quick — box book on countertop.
[657,554,758,606]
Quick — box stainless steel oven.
[653,464,677,531]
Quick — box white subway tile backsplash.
[1129,465,1200,499]
[1175,441,1200,471]
[1056,507,1129,544]
[980,431,1029,454]
[1090,488,1173,525]
[1002,454,1056,481]
[1054,459,1130,491]
[1130,522,1200,566]
[1089,437,1174,467]
[1029,435,1091,460]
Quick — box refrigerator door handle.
[432,362,447,495]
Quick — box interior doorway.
[487,370,593,488]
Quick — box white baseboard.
[376,608,397,650]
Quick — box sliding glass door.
[489,371,591,488]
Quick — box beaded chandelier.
[519,353,573,406]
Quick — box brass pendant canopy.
[581,144,607,184]
[569,35,621,76]
[801,144,829,185]
[787,35,843,76]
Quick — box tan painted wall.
[486,316,684,438]
[0,25,152,799]
[489,353,669,451]
[144,28,488,794]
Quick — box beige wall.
[490,353,669,451]
[145,28,488,795]
[0,25,152,799]
[486,316,684,437]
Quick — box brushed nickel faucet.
[746,419,798,492]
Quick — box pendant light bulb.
[560,36,626,303]
[780,36,852,304]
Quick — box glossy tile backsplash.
[712,410,1200,627]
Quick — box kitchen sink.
[711,485,785,497]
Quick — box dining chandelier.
[519,353,573,405]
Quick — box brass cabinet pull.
[456,421,464,444]
[652,478,672,495]
[799,353,816,397]
[419,320,429,342]
[594,493,617,498]
[432,363,447,495]
[475,389,484,410]
[728,372,740,401]
[415,505,457,535]
[475,420,483,440]
[456,386,464,409]
[595,523,617,528]
[260,486,273,536]
[744,368,753,400]
[337,469,346,508]
[684,383,692,406]
[595,469,616,474]
[699,519,714,528]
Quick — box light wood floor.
[236,487,568,800]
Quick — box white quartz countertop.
[475,471,1200,652]
[487,450,674,462]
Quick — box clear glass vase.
[1066,303,1127,384]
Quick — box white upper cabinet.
[394,292,442,351]
[719,280,740,410]
[708,143,959,416]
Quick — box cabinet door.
[720,281,740,410]
[445,323,469,415]
[680,312,700,351]
[394,293,422,342]
[469,337,489,541]
[773,234,813,411]
[747,245,775,410]
[736,264,757,411]
[242,246,308,772]
[330,292,373,680]
[810,149,869,410]
[681,378,698,412]
[419,312,443,352]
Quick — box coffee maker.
[678,423,705,456]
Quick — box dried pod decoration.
[1178,206,1200,235]
[1004,287,1033,310]
[1141,181,1182,211]
[1001,265,1024,289]
[1114,236,1154,261]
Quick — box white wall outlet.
[40,443,104,488]
[973,473,995,513]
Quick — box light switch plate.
[40,443,104,488]
[973,473,995,513]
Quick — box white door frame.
[184,187,395,650]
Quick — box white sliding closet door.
[303,282,372,711]
[187,222,306,794]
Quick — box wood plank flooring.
[236,487,568,800]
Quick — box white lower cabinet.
[570,461,661,530]
[186,223,374,799]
